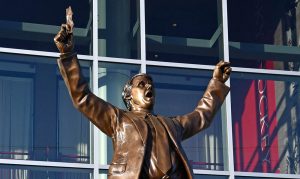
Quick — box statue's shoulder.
[122,110,133,115]
[118,109,130,117]
[157,114,175,121]
[120,110,141,120]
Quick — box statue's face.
[130,75,155,112]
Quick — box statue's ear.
[124,94,132,100]
[124,94,132,110]
[122,83,132,101]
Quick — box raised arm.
[176,61,231,140]
[54,24,117,137]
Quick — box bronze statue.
[54,7,231,179]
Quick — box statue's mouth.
[145,90,153,98]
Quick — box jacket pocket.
[108,163,127,175]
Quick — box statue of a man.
[54,18,231,179]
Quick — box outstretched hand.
[213,60,231,83]
[54,24,74,54]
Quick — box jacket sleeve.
[57,53,118,137]
[175,79,230,140]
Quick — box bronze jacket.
[57,53,230,179]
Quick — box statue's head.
[122,73,155,112]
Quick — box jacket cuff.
[59,52,77,60]
[208,79,230,97]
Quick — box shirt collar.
[131,111,156,118]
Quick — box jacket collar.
[124,111,148,146]
[125,111,179,149]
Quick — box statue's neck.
[130,106,152,114]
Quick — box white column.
[98,68,108,179]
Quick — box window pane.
[231,72,300,174]
[148,67,227,171]
[0,53,92,163]
[146,0,223,65]
[98,0,140,59]
[236,178,274,179]
[99,169,107,179]
[0,1,92,55]
[97,62,140,164]
[195,175,228,179]
[58,80,91,163]
[228,0,300,71]
[0,165,92,179]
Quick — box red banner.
[233,62,280,173]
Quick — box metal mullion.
[193,169,230,176]
[0,47,59,58]
[92,0,100,179]
[97,56,142,65]
[235,172,300,179]
[221,0,235,179]
[146,60,215,70]
[232,66,300,76]
[139,0,146,73]
[77,54,94,61]
[98,164,109,170]
[0,47,94,61]
[0,159,94,169]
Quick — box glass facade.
[0,0,299,179]
[0,165,92,179]
[98,0,140,59]
[146,0,223,65]
[231,72,300,175]
[228,0,300,71]
[0,0,92,54]
[0,53,92,163]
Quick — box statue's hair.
[122,73,152,110]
